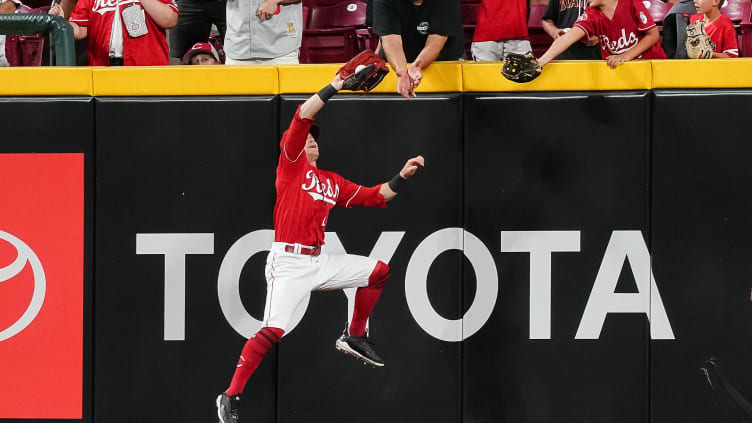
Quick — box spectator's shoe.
[335,326,385,367]
[216,393,241,423]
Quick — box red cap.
[182,42,220,65]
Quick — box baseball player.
[216,71,424,423]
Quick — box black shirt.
[541,0,601,60]
[373,0,464,62]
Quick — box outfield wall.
[1,61,751,423]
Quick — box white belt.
[271,242,322,256]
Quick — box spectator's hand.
[396,71,415,99]
[408,65,422,88]
[606,53,628,69]
[0,0,17,13]
[257,0,277,21]
[553,28,567,40]
[586,35,599,46]
[49,4,65,16]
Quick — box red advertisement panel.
[0,153,84,419]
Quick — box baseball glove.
[501,53,542,83]
[338,50,389,92]
[686,20,716,59]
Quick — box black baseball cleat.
[335,326,385,367]
[216,392,241,423]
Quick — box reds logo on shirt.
[302,170,340,205]
[91,0,136,15]
[639,11,648,24]
[577,12,588,21]
[601,28,638,54]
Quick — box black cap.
[310,124,320,140]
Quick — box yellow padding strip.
[278,62,463,93]
[0,67,93,96]
[92,65,279,96]
[652,58,752,88]
[462,60,652,92]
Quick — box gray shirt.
[224,0,302,59]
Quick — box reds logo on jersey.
[92,0,136,15]
[601,28,638,54]
[302,170,340,205]
[577,12,588,22]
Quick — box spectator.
[542,0,601,59]
[168,0,226,62]
[49,0,178,66]
[690,0,738,57]
[181,40,221,63]
[471,0,531,61]
[373,0,463,98]
[536,0,666,69]
[223,0,302,65]
[0,0,21,67]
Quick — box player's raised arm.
[299,74,345,120]
[380,155,424,202]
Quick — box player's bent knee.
[368,261,390,289]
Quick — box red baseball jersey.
[574,0,666,60]
[273,106,386,247]
[70,0,177,66]
[690,14,739,57]
[473,0,527,42]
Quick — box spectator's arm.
[542,19,563,40]
[258,0,300,20]
[412,34,446,69]
[381,34,415,99]
[712,52,731,58]
[537,25,585,66]
[50,4,88,39]
[140,0,178,29]
[60,0,77,18]
[605,26,659,68]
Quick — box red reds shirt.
[70,0,177,66]
[273,106,386,247]
[473,0,527,42]
[574,0,666,60]
[689,14,739,57]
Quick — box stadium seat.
[720,0,752,57]
[462,3,479,59]
[300,1,366,63]
[528,3,551,57]
[4,5,49,66]
[643,0,673,28]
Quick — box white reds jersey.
[272,106,386,247]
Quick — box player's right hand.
[400,155,425,179]
[396,72,415,99]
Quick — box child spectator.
[541,0,601,59]
[168,0,226,62]
[535,0,666,69]
[0,0,21,66]
[181,41,220,63]
[50,0,178,66]
[471,0,531,61]
[690,0,738,57]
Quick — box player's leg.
[314,253,390,366]
[217,253,315,423]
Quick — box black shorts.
[169,0,227,59]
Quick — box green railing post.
[0,14,75,66]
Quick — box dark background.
[3,91,752,423]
